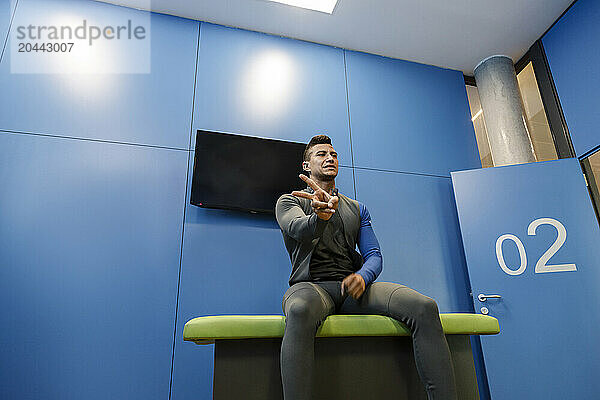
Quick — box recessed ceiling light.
[265,0,338,14]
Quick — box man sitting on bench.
[275,134,457,400]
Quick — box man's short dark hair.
[303,134,332,162]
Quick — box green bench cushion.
[183,313,499,345]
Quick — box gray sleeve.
[275,194,329,243]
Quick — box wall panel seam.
[168,19,201,400]
[342,50,357,199]
[0,0,19,64]
[353,165,451,179]
[0,129,189,151]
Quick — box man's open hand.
[342,273,366,299]
[291,175,339,220]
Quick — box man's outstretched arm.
[275,195,329,243]
[355,202,383,286]
[275,174,339,243]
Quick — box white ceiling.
[96,0,574,74]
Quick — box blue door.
[451,158,600,399]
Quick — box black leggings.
[280,281,457,400]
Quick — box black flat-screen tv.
[190,130,306,214]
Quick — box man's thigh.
[339,281,434,318]
[281,281,336,318]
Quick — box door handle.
[478,293,502,302]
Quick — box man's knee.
[286,297,314,319]
[414,296,440,320]
[388,289,440,321]
[284,289,326,324]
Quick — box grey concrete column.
[474,55,535,166]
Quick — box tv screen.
[190,130,306,214]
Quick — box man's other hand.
[291,174,339,221]
[341,273,366,299]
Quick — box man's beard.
[314,171,337,182]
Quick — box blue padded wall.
[0,1,481,398]
[0,131,188,400]
[0,0,198,149]
[354,169,472,312]
[0,1,195,399]
[543,0,600,157]
[345,50,480,176]
[191,23,352,165]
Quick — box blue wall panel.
[171,157,355,400]
[543,0,600,157]
[0,1,484,398]
[354,168,472,312]
[191,23,352,165]
[345,50,480,176]
[0,131,188,400]
[0,0,198,149]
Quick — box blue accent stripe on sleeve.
[356,202,383,286]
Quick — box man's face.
[304,143,338,181]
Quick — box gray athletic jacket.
[275,188,364,286]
